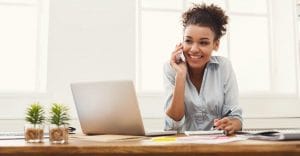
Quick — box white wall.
[47,0,136,118]
[0,0,136,119]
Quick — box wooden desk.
[0,135,299,156]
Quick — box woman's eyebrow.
[184,36,209,39]
[184,36,210,41]
[199,38,209,40]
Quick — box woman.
[164,3,242,135]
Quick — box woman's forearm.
[166,72,186,121]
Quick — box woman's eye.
[184,40,192,44]
[199,41,209,45]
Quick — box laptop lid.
[71,80,146,136]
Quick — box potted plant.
[49,103,70,144]
[25,102,45,143]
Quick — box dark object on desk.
[237,128,300,141]
[236,130,279,136]
[68,126,76,134]
[248,133,300,141]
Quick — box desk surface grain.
[0,135,300,156]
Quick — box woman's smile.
[188,54,203,60]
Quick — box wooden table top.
[0,134,300,156]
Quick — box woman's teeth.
[190,55,202,59]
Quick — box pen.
[212,109,232,129]
[222,109,232,118]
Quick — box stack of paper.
[184,130,224,135]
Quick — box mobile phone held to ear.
[175,49,186,64]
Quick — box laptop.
[70,80,176,136]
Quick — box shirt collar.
[207,56,220,65]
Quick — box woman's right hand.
[170,43,187,76]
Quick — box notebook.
[236,128,300,140]
[0,131,49,140]
[0,131,25,140]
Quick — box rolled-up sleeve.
[222,60,243,128]
[163,62,185,131]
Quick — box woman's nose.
[190,43,199,53]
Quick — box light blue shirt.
[163,56,243,132]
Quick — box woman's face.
[182,25,219,70]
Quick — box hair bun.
[182,3,228,40]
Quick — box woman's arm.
[213,58,243,135]
[165,43,187,121]
[166,72,186,121]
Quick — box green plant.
[25,102,45,125]
[50,103,70,126]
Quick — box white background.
[0,0,299,130]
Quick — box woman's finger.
[171,47,184,64]
[220,117,229,123]
[172,43,183,54]
[224,125,233,131]
[216,124,226,130]
[224,126,235,135]
[215,117,229,126]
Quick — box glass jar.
[49,124,69,144]
[24,124,44,143]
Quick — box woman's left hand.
[213,117,241,135]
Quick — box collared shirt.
[163,56,243,132]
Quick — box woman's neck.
[188,65,207,94]
[188,65,206,78]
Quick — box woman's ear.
[213,40,220,51]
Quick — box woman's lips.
[189,55,203,59]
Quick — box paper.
[149,135,247,144]
[185,130,224,135]
[177,135,247,144]
[72,134,145,142]
[151,136,177,143]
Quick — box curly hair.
[182,3,228,41]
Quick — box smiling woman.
[138,0,300,121]
[164,3,242,135]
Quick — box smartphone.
[175,49,186,64]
